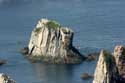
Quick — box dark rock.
[81,73,93,80]
[86,53,99,61]
[20,47,29,55]
[0,60,7,66]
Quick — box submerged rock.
[0,60,7,66]
[20,47,29,55]
[93,45,125,83]
[86,52,99,61]
[25,18,85,64]
[0,73,15,83]
[81,73,93,80]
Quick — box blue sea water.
[0,0,125,83]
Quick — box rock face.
[27,19,84,63]
[93,45,125,83]
[114,45,125,82]
[0,73,15,83]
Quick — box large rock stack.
[24,18,85,64]
[93,45,125,83]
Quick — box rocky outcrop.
[24,18,85,64]
[93,45,125,83]
[0,73,15,83]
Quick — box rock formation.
[0,73,15,83]
[93,45,125,83]
[24,18,85,64]
[114,45,125,82]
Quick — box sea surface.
[0,0,125,83]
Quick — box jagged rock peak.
[93,45,125,83]
[25,18,85,64]
[93,50,118,83]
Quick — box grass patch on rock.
[34,27,41,33]
[46,20,61,30]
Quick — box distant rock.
[86,52,99,61]
[23,18,85,64]
[0,60,7,66]
[93,45,125,83]
[20,47,29,55]
[0,73,15,83]
[81,73,93,80]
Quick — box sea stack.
[24,18,84,64]
[93,45,125,83]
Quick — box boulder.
[93,45,125,83]
[0,73,15,83]
[25,18,85,64]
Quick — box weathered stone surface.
[114,45,125,82]
[25,18,85,64]
[0,73,15,83]
[93,45,125,83]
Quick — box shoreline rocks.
[93,45,125,83]
[22,18,85,64]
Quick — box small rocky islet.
[8,18,125,83]
[21,18,86,64]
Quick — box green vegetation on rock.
[46,20,61,29]
[34,27,41,33]
[102,50,115,69]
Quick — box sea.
[0,0,125,83]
